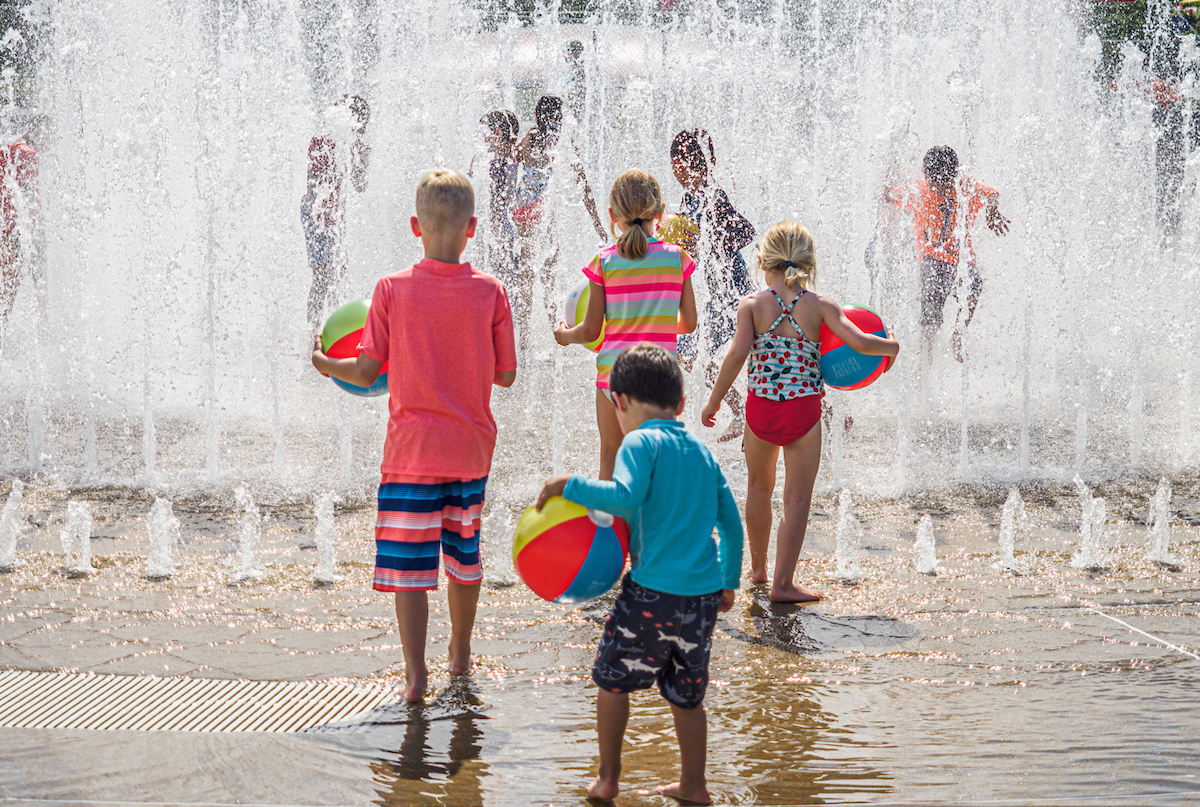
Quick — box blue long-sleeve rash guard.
[563,419,744,596]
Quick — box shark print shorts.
[592,574,723,709]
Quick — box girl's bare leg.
[596,389,624,481]
[772,422,824,602]
[742,427,779,583]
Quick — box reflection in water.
[721,591,919,656]
[367,679,488,807]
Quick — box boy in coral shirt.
[312,169,517,701]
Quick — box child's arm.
[350,140,370,193]
[819,297,899,367]
[571,150,608,242]
[554,281,605,346]
[311,335,384,387]
[536,434,652,518]
[494,370,516,387]
[701,298,755,426]
[677,276,697,334]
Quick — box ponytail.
[758,222,817,289]
[608,170,664,261]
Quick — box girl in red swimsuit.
[702,222,899,602]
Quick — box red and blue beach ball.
[513,497,630,604]
[818,304,891,391]
[320,298,389,397]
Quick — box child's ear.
[465,216,477,239]
[410,216,422,238]
[675,394,686,417]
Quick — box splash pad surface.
[1,468,1197,805]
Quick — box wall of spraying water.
[0,0,1195,497]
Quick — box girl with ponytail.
[702,222,899,602]
[554,170,698,480]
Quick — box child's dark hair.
[481,109,519,146]
[670,128,716,171]
[923,145,958,184]
[609,344,684,410]
[535,95,563,132]
[346,94,370,129]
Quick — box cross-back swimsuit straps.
[745,289,825,447]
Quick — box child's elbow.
[494,370,517,388]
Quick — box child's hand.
[986,202,1010,236]
[536,475,570,511]
[701,398,721,428]
[883,328,899,373]
[311,334,330,377]
[718,589,735,613]
[553,321,571,346]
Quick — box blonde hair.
[609,169,664,261]
[415,169,475,230]
[758,221,817,289]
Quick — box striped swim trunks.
[373,474,486,592]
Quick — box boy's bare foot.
[403,665,428,702]
[656,781,712,805]
[770,582,824,603]
[749,567,768,583]
[717,420,743,443]
[586,775,620,801]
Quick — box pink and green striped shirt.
[582,236,695,390]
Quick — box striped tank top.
[581,236,696,390]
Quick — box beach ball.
[564,278,606,352]
[320,298,389,397]
[818,304,891,391]
[656,213,698,249]
[513,497,630,604]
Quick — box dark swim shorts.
[592,574,723,709]
[920,256,982,329]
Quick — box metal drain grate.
[0,670,396,732]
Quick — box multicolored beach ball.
[513,497,630,604]
[320,298,389,397]
[563,278,606,353]
[818,304,891,391]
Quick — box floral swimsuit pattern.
[747,289,823,400]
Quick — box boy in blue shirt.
[537,344,743,805]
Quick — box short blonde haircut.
[758,221,817,289]
[609,169,664,261]
[415,169,475,231]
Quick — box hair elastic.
[630,218,644,225]
[783,261,795,269]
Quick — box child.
[885,145,1008,363]
[310,169,517,701]
[302,94,371,332]
[553,169,697,480]
[537,344,743,804]
[473,110,521,304]
[669,128,756,442]
[702,222,899,602]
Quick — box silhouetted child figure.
[311,169,517,701]
[302,94,371,332]
[670,128,756,441]
[885,145,1008,363]
[538,345,743,805]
